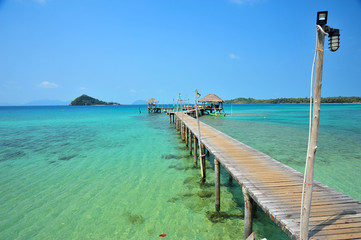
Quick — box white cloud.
[80,87,86,90]
[229,53,240,59]
[39,81,59,88]
[129,89,136,93]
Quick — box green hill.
[225,96,361,104]
[70,95,120,106]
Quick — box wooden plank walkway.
[174,112,361,240]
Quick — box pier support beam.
[189,132,192,155]
[242,186,254,240]
[193,135,197,166]
[181,123,185,141]
[215,158,220,212]
[185,127,188,146]
[200,144,206,182]
[169,114,175,124]
[228,173,233,185]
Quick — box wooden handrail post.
[300,26,326,240]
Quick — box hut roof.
[199,94,224,103]
[147,98,159,103]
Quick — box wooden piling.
[181,123,185,141]
[189,132,192,155]
[242,186,254,239]
[193,135,197,166]
[201,144,206,182]
[215,158,220,212]
[185,127,188,146]
[246,232,255,240]
[228,173,233,185]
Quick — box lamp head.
[317,11,328,26]
[328,28,340,52]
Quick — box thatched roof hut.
[198,94,224,114]
[147,98,159,103]
[199,94,224,103]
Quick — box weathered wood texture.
[215,158,221,212]
[174,112,361,240]
[243,185,254,239]
[301,28,326,240]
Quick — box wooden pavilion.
[147,98,160,113]
[198,94,225,115]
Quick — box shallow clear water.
[205,104,361,201]
[0,104,359,240]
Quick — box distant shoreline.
[1,103,361,107]
[224,102,361,105]
[224,96,361,104]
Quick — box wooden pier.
[148,107,174,113]
[170,111,361,240]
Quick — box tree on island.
[70,94,120,106]
[224,96,361,104]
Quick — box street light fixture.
[301,11,341,240]
[316,11,328,26]
[328,28,340,52]
[316,11,340,52]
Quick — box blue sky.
[0,0,360,105]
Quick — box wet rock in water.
[162,154,183,159]
[58,155,77,161]
[182,193,194,198]
[184,166,195,171]
[168,165,176,169]
[124,211,145,225]
[183,177,196,184]
[206,211,244,223]
[197,191,213,198]
[167,197,178,203]
[128,214,144,225]
[199,182,213,189]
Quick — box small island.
[70,94,120,106]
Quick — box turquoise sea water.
[0,104,360,240]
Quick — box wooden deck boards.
[175,112,361,240]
